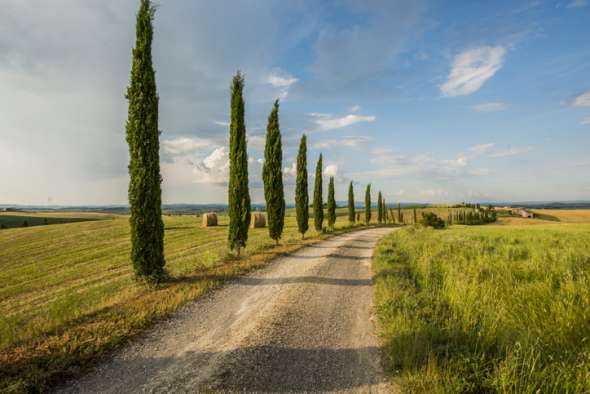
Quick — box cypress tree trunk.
[228,72,251,256]
[295,135,309,239]
[348,181,355,224]
[327,176,336,231]
[313,154,324,231]
[126,0,165,282]
[383,198,387,223]
[262,99,285,244]
[398,203,402,224]
[364,184,371,225]
[413,207,418,224]
[377,192,383,224]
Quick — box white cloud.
[469,143,496,154]
[567,0,587,8]
[440,46,507,96]
[420,189,449,198]
[323,164,338,178]
[309,112,376,131]
[581,117,590,125]
[162,137,214,155]
[350,105,361,112]
[192,147,230,185]
[213,120,229,127]
[313,136,370,149]
[471,102,508,112]
[265,70,298,100]
[283,161,297,178]
[247,134,266,147]
[488,146,534,158]
[572,90,590,107]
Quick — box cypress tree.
[365,184,371,224]
[228,72,251,256]
[126,0,165,282]
[398,203,402,223]
[295,135,309,239]
[383,198,387,223]
[313,154,324,231]
[413,207,418,224]
[377,192,383,224]
[327,176,336,230]
[348,181,355,224]
[262,99,285,244]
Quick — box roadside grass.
[0,209,377,392]
[0,212,111,229]
[373,223,590,393]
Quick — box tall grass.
[374,224,590,393]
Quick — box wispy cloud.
[350,105,361,112]
[469,143,496,154]
[309,112,376,132]
[567,0,587,8]
[312,136,371,149]
[441,46,507,96]
[471,102,508,112]
[488,146,534,158]
[581,117,590,125]
[162,137,214,156]
[265,69,298,99]
[571,90,590,107]
[213,120,229,127]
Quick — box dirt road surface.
[57,227,396,393]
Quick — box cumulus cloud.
[312,136,371,149]
[309,112,376,132]
[440,46,507,96]
[191,147,230,185]
[471,102,508,112]
[469,143,496,155]
[571,90,590,107]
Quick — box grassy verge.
[0,209,375,393]
[373,224,590,393]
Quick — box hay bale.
[250,212,266,228]
[202,213,218,227]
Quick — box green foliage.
[262,99,285,243]
[313,154,324,231]
[454,207,497,225]
[125,0,165,282]
[227,72,251,254]
[397,203,403,224]
[364,184,371,224]
[377,191,383,224]
[327,176,336,230]
[374,225,590,393]
[295,135,309,238]
[413,207,418,224]
[348,181,355,223]
[420,212,446,229]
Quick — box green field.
[0,212,111,229]
[0,208,371,392]
[374,224,590,393]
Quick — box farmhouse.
[515,208,534,218]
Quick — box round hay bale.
[202,213,218,227]
[250,212,266,228]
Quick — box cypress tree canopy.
[295,135,309,238]
[228,71,251,254]
[365,184,371,224]
[126,0,165,282]
[327,176,336,230]
[348,181,355,223]
[313,153,324,231]
[262,99,285,243]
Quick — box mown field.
[0,212,112,229]
[374,223,590,393]
[0,208,371,392]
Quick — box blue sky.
[1,0,589,205]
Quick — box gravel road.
[57,227,396,393]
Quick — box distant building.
[514,208,534,218]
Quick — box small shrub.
[421,212,445,229]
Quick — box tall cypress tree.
[383,198,387,223]
[126,0,165,282]
[295,135,309,239]
[348,181,355,224]
[228,72,251,256]
[365,184,371,225]
[313,154,324,231]
[377,192,383,224]
[262,99,285,244]
[327,176,336,230]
